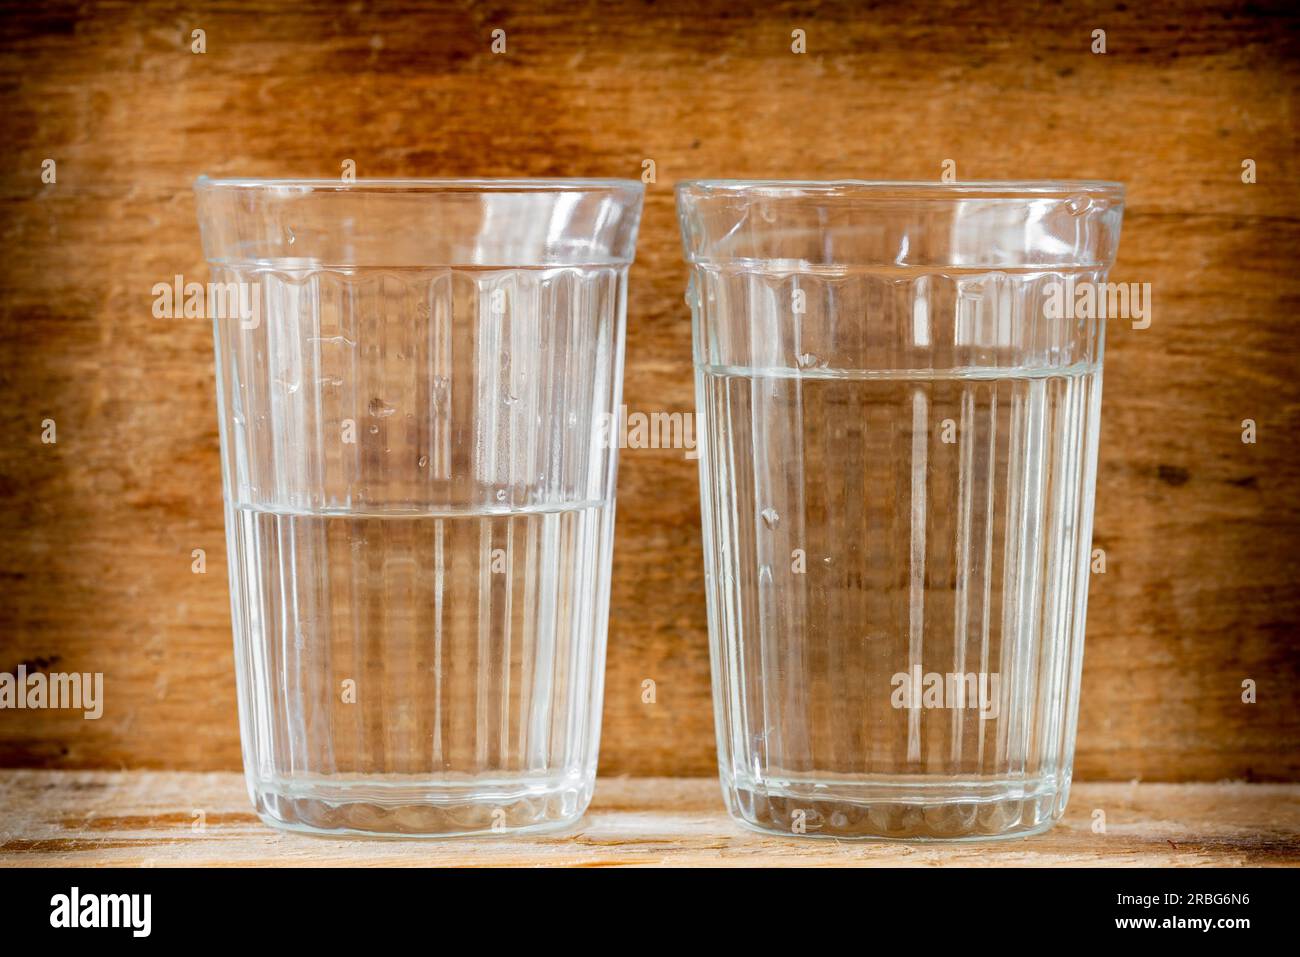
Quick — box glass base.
[248,772,594,838]
[722,774,1068,841]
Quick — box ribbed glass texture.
[196,179,643,836]
[678,181,1125,839]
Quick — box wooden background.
[0,0,1297,781]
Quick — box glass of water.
[195,177,643,836]
[678,180,1124,840]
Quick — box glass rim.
[677,179,1125,200]
[194,175,645,194]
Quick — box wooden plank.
[0,771,1297,867]
[0,0,1297,780]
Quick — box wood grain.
[1,771,1296,866]
[0,0,1298,779]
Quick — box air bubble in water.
[761,507,780,529]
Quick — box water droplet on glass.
[495,489,507,502]
[685,275,700,310]
[311,334,356,348]
[1065,195,1091,216]
[798,353,819,369]
[822,556,834,566]
[368,397,396,417]
[432,376,449,410]
[417,455,428,468]
[503,389,518,406]
[286,226,296,245]
[367,424,379,435]
[761,507,780,529]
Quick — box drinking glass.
[678,180,1124,839]
[195,177,643,836]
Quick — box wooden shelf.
[1,772,1296,867]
